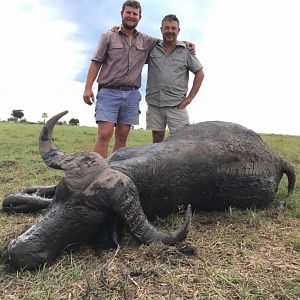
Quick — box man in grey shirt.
[146,14,205,143]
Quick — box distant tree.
[11,110,24,122]
[42,113,48,124]
[69,118,79,126]
[57,120,67,125]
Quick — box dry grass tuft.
[1,210,299,299]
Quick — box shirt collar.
[158,40,186,49]
[119,26,139,37]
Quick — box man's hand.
[83,88,95,105]
[183,41,196,55]
[83,61,102,105]
[111,26,120,33]
[177,96,193,110]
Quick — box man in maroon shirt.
[83,1,157,158]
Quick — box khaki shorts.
[146,104,189,134]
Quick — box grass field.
[0,122,299,300]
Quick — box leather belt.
[98,85,138,91]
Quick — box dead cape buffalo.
[3,111,295,270]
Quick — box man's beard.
[122,19,138,30]
[163,34,176,42]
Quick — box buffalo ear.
[87,215,125,250]
[110,215,125,247]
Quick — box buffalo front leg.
[2,186,55,213]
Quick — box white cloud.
[0,1,93,126]
[0,0,299,135]
[188,0,300,135]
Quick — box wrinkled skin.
[3,111,295,270]
[111,121,295,215]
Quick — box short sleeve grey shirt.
[145,41,203,107]
[92,30,158,88]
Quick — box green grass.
[0,122,299,299]
[292,235,300,252]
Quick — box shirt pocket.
[171,57,186,72]
[133,44,147,61]
[108,44,124,59]
[147,52,163,64]
[149,52,163,59]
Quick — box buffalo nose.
[7,238,49,270]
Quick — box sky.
[1,0,299,135]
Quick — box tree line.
[7,110,79,126]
